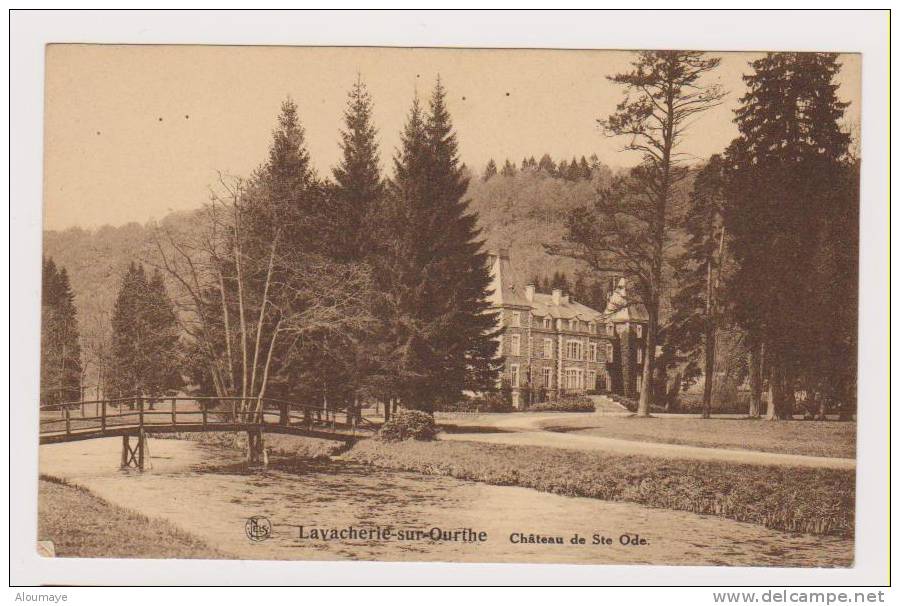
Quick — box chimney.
[552,288,562,305]
[525,284,535,302]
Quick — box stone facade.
[487,249,648,409]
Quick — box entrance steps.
[589,394,631,413]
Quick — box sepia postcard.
[11,10,890,588]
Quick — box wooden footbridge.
[39,396,377,469]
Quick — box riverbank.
[342,439,854,537]
[165,430,854,536]
[38,475,225,558]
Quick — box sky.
[43,45,861,230]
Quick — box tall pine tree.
[378,80,500,411]
[108,263,182,404]
[329,76,384,262]
[670,155,728,418]
[724,52,856,419]
[40,257,83,405]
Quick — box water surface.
[39,438,852,566]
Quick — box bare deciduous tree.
[147,174,373,418]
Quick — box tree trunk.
[702,322,715,419]
[636,311,656,417]
[748,337,763,418]
[766,363,785,420]
[783,374,796,420]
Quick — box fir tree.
[670,155,728,418]
[537,153,557,175]
[40,257,83,404]
[330,76,384,262]
[108,263,148,401]
[724,52,855,419]
[108,263,182,404]
[566,156,581,181]
[143,269,183,400]
[579,156,592,179]
[500,159,517,177]
[482,158,498,182]
[379,80,500,411]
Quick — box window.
[510,364,520,388]
[636,324,643,338]
[543,317,552,329]
[588,322,596,333]
[566,340,583,361]
[542,367,553,388]
[606,323,614,336]
[511,312,521,327]
[565,369,583,390]
[588,371,596,390]
[636,348,643,364]
[569,319,577,331]
[542,338,553,359]
[510,334,521,356]
[606,343,614,362]
[636,374,642,393]
[589,343,598,362]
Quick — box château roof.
[487,249,602,321]
[487,249,648,324]
[603,278,649,323]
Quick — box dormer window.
[606,323,614,336]
[543,317,552,329]
[636,325,643,338]
[588,321,596,333]
[511,311,521,327]
[569,319,576,331]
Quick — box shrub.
[377,409,438,441]
[528,394,595,412]
[436,393,514,413]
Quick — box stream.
[39,437,853,566]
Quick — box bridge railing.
[39,395,371,439]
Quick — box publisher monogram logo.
[245,516,272,542]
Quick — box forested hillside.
[42,212,196,395]
[465,156,619,299]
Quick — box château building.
[487,249,648,409]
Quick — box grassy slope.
[38,476,226,559]
[343,439,855,537]
[540,416,856,458]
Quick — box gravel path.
[438,413,856,470]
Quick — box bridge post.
[64,406,71,436]
[202,401,208,428]
[280,401,288,426]
[171,397,177,426]
[120,430,148,471]
[138,428,145,470]
[138,397,144,428]
[101,400,107,432]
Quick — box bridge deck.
[39,396,375,446]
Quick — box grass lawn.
[344,439,854,537]
[540,416,856,458]
[38,476,226,559]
